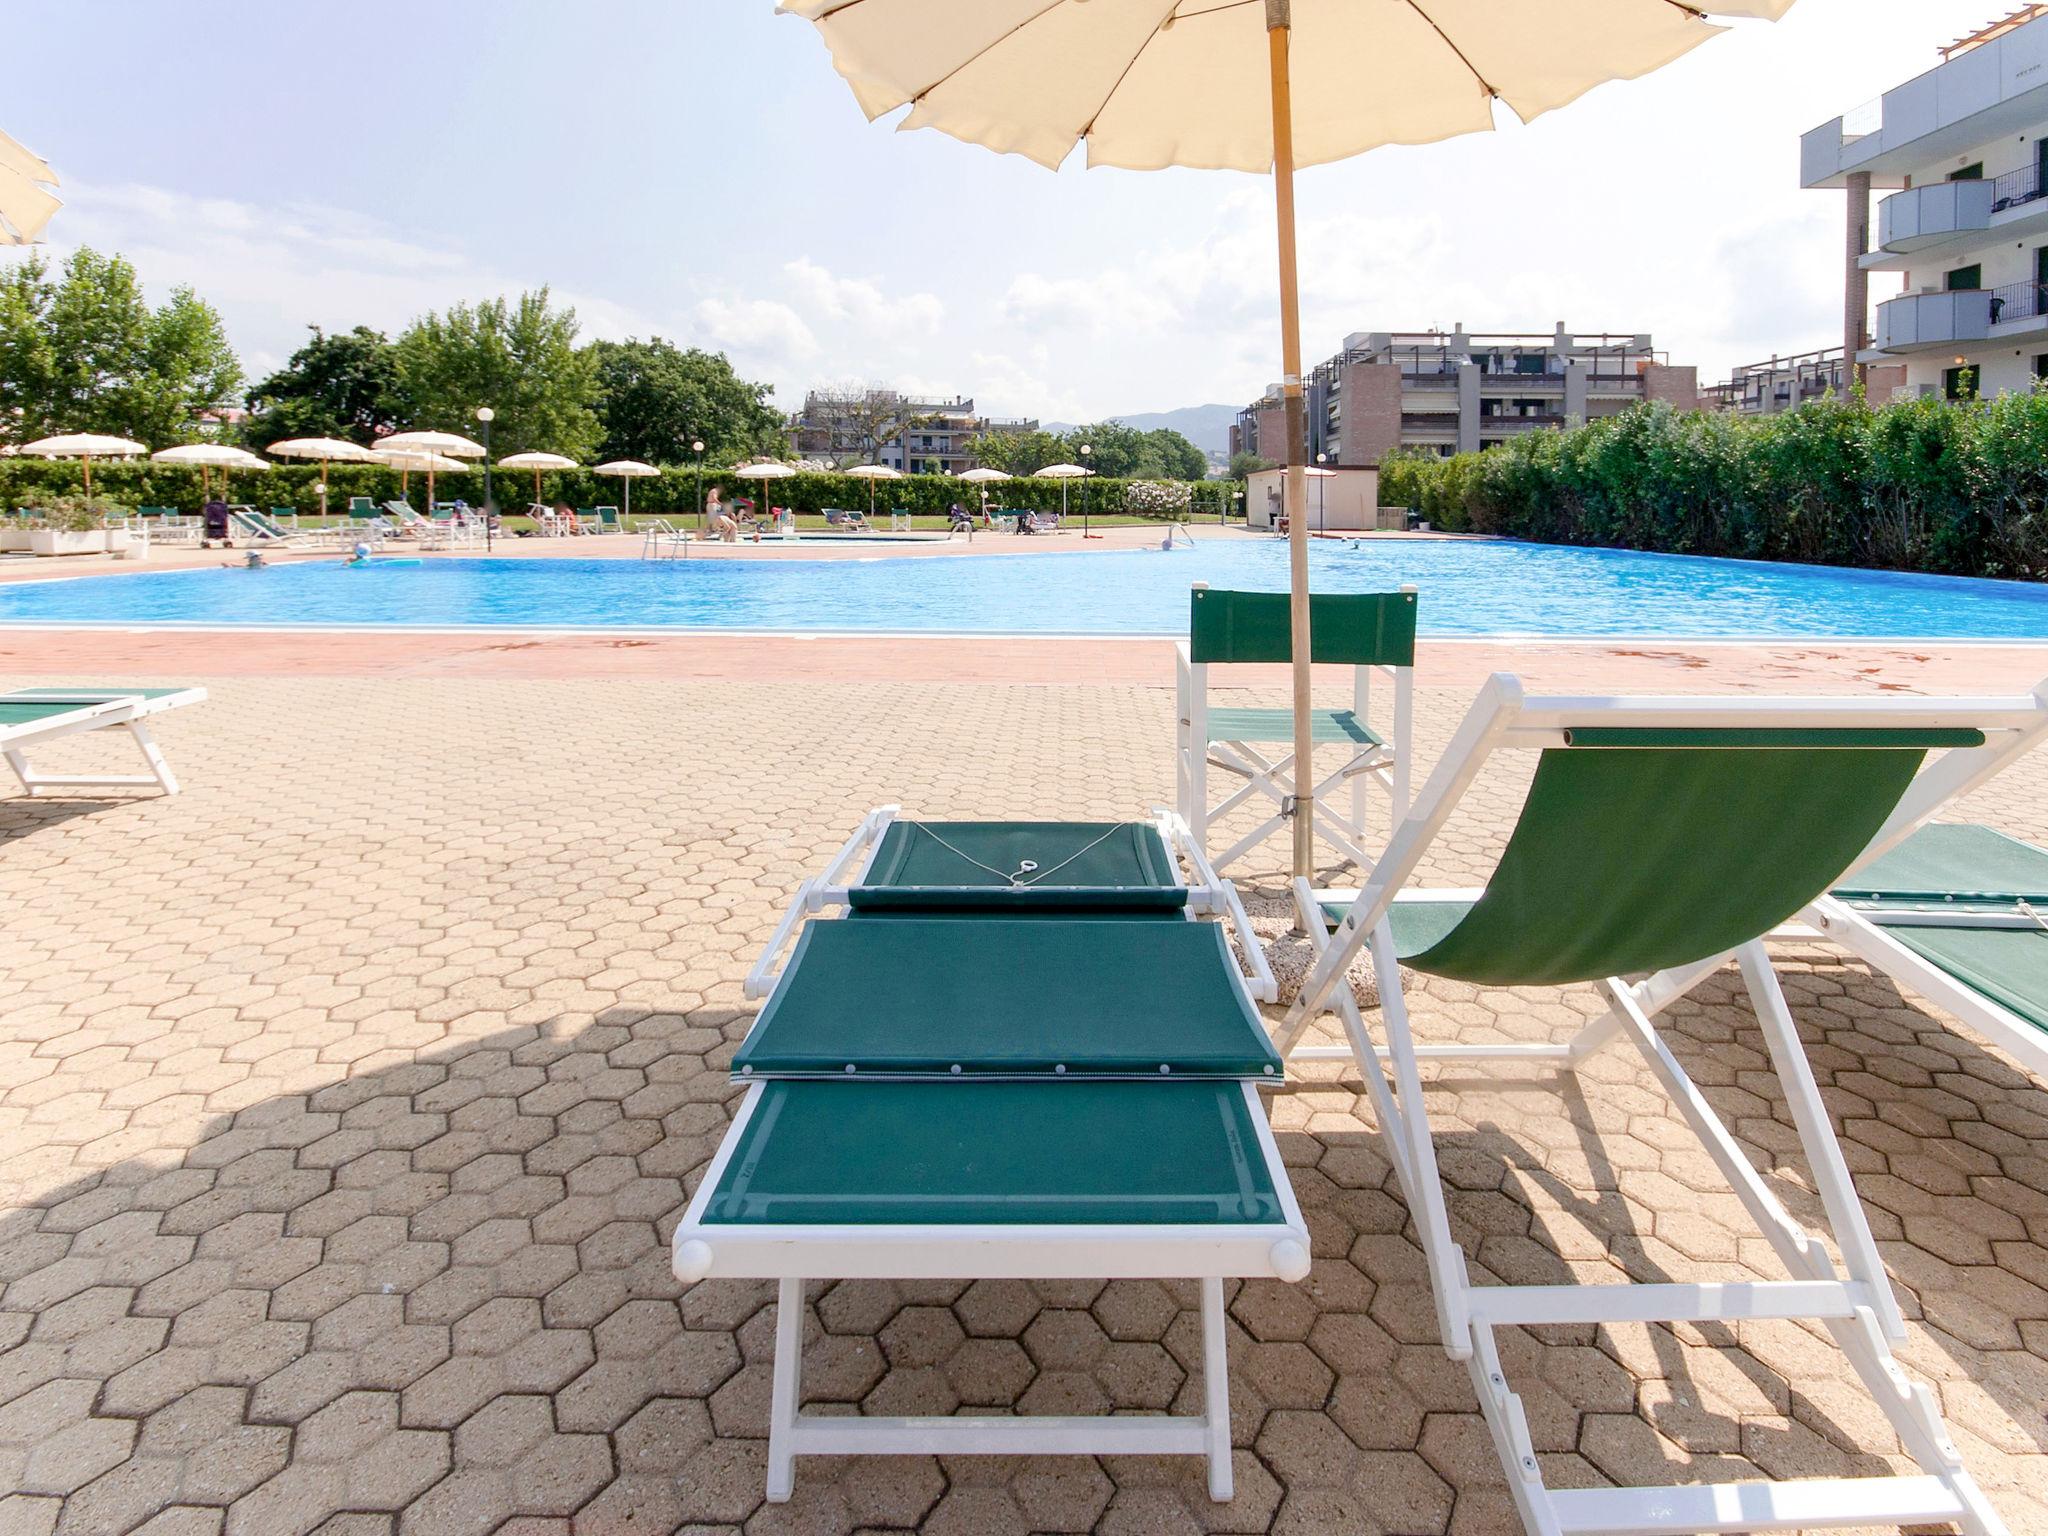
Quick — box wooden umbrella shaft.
[1267,5,1315,878]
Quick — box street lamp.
[1079,442,1093,538]
[475,406,495,551]
[1314,451,1326,533]
[692,439,706,534]
[1228,488,1240,529]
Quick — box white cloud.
[784,257,943,334]
[688,295,819,367]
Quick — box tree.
[0,247,240,445]
[590,338,782,464]
[392,288,602,458]
[966,428,1068,475]
[1141,427,1208,481]
[1227,450,1275,480]
[244,325,402,446]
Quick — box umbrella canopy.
[1033,461,1094,520]
[780,0,1796,876]
[373,448,470,514]
[0,128,61,245]
[845,462,903,516]
[20,433,146,499]
[734,462,797,521]
[268,436,375,517]
[498,451,580,504]
[153,443,269,503]
[377,429,486,459]
[958,467,1010,483]
[592,459,660,518]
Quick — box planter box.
[106,529,147,560]
[28,529,109,556]
[0,528,30,552]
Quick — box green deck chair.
[1175,584,1416,874]
[1,687,207,797]
[1803,821,2048,1081]
[1276,673,2048,1536]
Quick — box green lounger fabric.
[735,917,1280,1079]
[850,820,1186,912]
[1838,822,2048,906]
[701,1079,1286,1225]
[1204,707,1382,747]
[1399,736,1944,987]
[1188,588,1417,667]
[1837,823,2048,1035]
[0,691,185,733]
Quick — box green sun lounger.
[1,687,207,797]
[677,805,1306,1505]
[1803,821,2048,1080]
[1278,674,2048,1536]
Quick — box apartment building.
[784,391,1036,474]
[1229,325,1697,464]
[1803,5,2048,400]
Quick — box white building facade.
[1804,7,2048,400]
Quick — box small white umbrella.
[377,429,486,459]
[959,464,1012,521]
[844,462,904,519]
[0,128,61,246]
[152,443,269,504]
[373,447,471,513]
[268,437,375,518]
[591,459,659,520]
[1032,461,1094,522]
[498,451,579,505]
[20,433,146,500]
[735,462,797,523]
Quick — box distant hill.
[1043,403,1239,457]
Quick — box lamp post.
[692,439,706,535]
[1080,442,1093,538]
[475,406,495,551]
[1228,488,1239,529]
[1314,451,1326,532]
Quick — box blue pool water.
[4,538,2048,638]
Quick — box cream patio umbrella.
[372,448,470,514]
[267,437,375,518]
[19,433,146,500]
[592,459,660,520]
[844,462,903,520]
[0,128,61,245]
[1031,461,1093,524]
[497,451,579,507]
[735,462,797,525]
[780,0,1796,876]
[151,443,269,505]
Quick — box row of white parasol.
[12,430,660,519]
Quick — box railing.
[1990,280,2048,323]
[1992,162,2048,213]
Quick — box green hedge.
[0,459,1234,523]
[1376,391,2048,581]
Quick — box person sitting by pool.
[947,502,971,530]
[551,499,582,536]
[1014,507,1036,535]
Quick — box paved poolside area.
[5,651,2048,1535]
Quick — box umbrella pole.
[320,459,329,520]
[1268,4,1314,879]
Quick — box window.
[1944,365,1977,400]
[2034,354,2048,382]
[1949,162,1985,181]
[1947,264,1983,291]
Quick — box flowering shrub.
[1123,479,1192,516]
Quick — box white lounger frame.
[1276,675,2048,1536]
[673,1078,1310,1503]
[2,688,207,797]
[1174,584,1415,874]
[744,803,1277,1004]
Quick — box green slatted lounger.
[675,808,1308,1503]
[1278,674,2048,1536]
[744,804,1276,1003]
[1801,822,2048,1080]
[1,687,207,797]
[1176,584,1416,874]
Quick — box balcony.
[1874,288,1993,351]
[1990,280,2048,327]
[1878,179,1994,252]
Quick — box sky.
[0,0,1963,423]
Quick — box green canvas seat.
[1276,674,2048,1536]
[1,687,206,798]
[1176,585,1417,874]
[733,917,1280,1079]
[847,818,1187,912]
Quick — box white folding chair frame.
[2,688,207,798]
[1273,675,2048,1536]
[1174,586,1415,876]
[743,804,1277,1004]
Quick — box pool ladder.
[641,520,690,561]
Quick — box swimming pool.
[4,538,2048,639]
